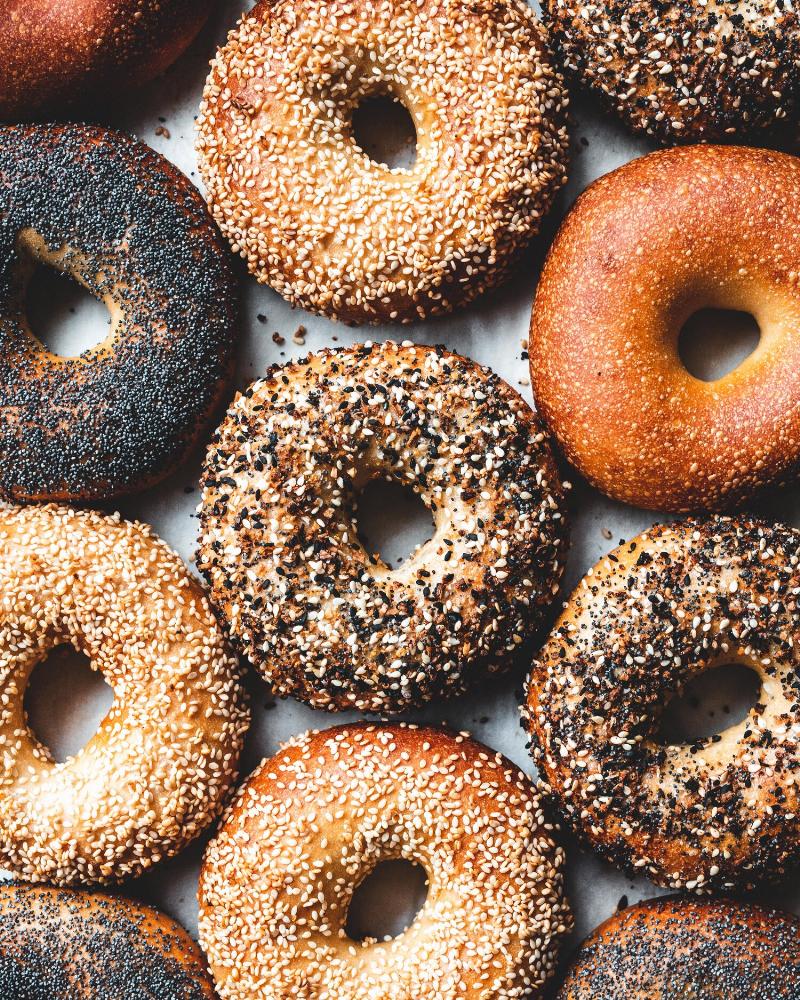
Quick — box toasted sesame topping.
[197,341,568,713]
[199,723,572,999]
[524,516,800,892]
[196,0,569,323]
[0,504,250,886]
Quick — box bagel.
[530,144,800,512]
[0,503,249,886]
[556,896,800,999]
[542,0,800,143]
[198,723,572,1000]
[0,883,215,999]
[197,341,568,713]
[524,516,800,892]
[196,0,569,324]
[0,124,237,502]
[0,1,215,121]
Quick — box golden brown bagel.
[0,1,216,121]
[0,504,250,886]
[197,0,568,324]
[556,896,800,999]
[199,723,572,1000]
[530,144,800,512]
[0,883,215,999]
[543,0,800,143]
[197,341,568,713]
[524,516,800,892]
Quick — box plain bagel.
[530,144,800,512]
[525,516,800,892]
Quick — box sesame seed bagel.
[197,341,568,713]
[199,723,572,1000]
[556,896,800,999]
[530,144,800,513]
[0,883,215,999]
[524,516,800,892]
[0,1,215,121]
[0,124,237,502]
[543,0,800,144]
[196,0,569,324]
[0,504,249,886]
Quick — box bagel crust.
[524,516,800,892]
[543,0,800,143]
[197,0,568,323]
[0,1,215,120]
[556,896,800,999]
[199,723,572,1000]
[0,883,215,999]
[530,144,800,512]
[197,341,568,713]
[0,125,238,502]
[0,504,250,886]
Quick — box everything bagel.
[525,516,800,892]
[198,341,568,713]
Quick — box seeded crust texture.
[199,723,572,1000]
[0,884,215,1000]
[0,504,250,886]
[0,1,215,120]
[543,0,800,143]
[0,125,238,502]
[530,144,800,513]
[197,341,568,713]
[196,0,569,324]
[524,516,800,892]
[556,895,800,999]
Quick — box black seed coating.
[557,896,800,999]
[0,124,238,501]
[0,883,215,999]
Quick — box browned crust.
[0,883,216,998]
[199,722,572,1000]
[0,0,215,120]
[530,144,800,512]
[556,896,800,998]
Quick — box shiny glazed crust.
[197,0,568,323]
[0,504,250,886]
[524,516,800,892]
[0,883,215,999]
[543,0,800,143]
[556,896,800,999]
[0,125,237,502]
[0,0,215,120]
[530,144,800,512]
[199,723,572,1000]
[197,341,568,713]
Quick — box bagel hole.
[351,94,417,169]
[345,859,429,941]
[24,646,114,763]
[678,308,760,381]
[26,265,112,357]
[659,663,761,745]
[356,478,434,569]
